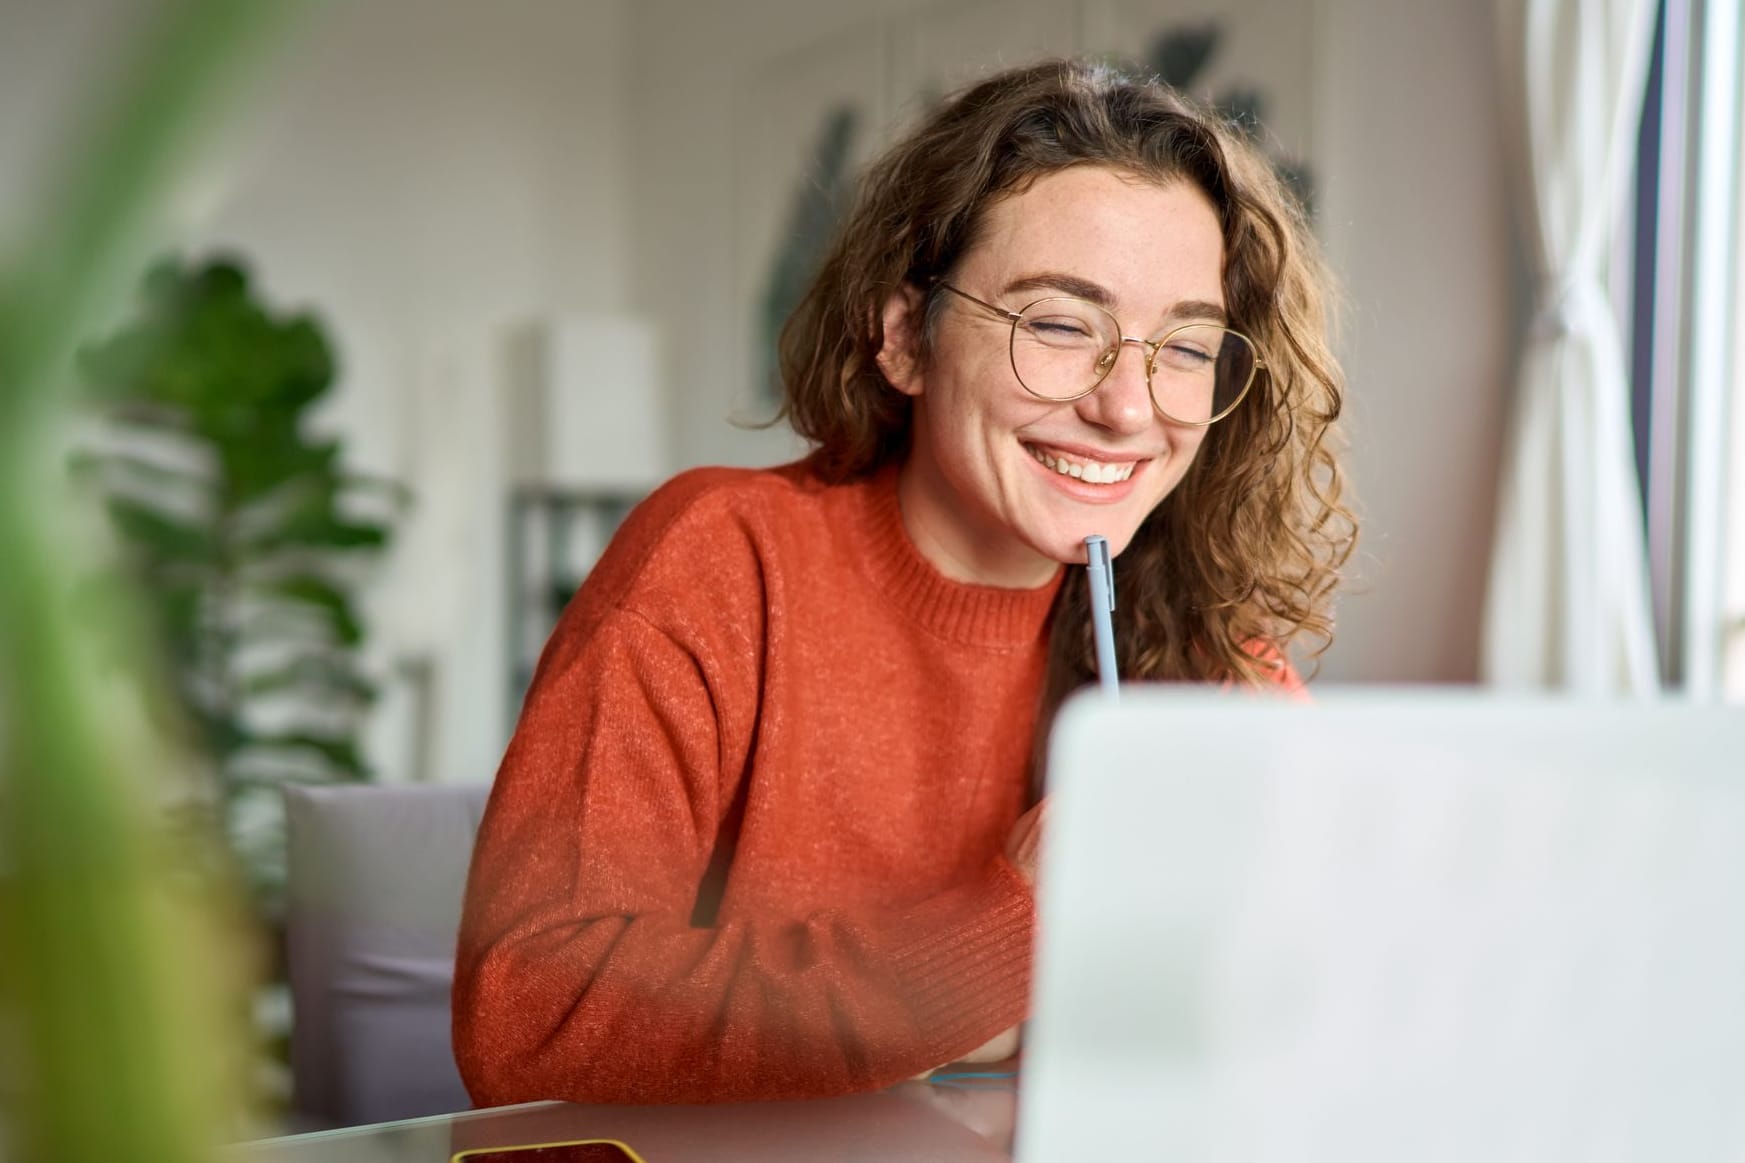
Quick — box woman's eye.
[1029,319,1094,339]
[1163,343,1215,365]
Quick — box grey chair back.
[283,781,490,1128]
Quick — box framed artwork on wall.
[1082,0,1320,217]
[731,22,890,418]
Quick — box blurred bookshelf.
[506,485,644,723]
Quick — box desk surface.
[232,1078,1018,1163]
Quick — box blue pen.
[1083,535,1119,698]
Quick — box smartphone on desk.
[451,1140,645,1163]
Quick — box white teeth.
[1028,444,1136,484]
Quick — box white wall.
[1312,0,1514,680]
[2,0,637,785]
[626,0,1515,683]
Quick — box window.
[1629,0,1743,698]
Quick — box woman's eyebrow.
[1003,271,1114,305]
[1002,272,1229,327]
[1168,299,1228,326]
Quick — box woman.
[454,58,1353,1105]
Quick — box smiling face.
[880,165,1228,588]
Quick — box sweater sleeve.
[452,606,1035,1106]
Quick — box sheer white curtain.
[1481,0,1661,694]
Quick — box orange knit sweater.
[453,459,1064,1105]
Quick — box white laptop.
[1018,690,1745,1162]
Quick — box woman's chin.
[1032,525,1141,566]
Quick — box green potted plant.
[70,256,405,913]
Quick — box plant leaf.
[240,654,377,704]
[104,495,217,563]
[229,729,368,779]
[247,574,365,645]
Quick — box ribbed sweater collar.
[840,461,1064,649]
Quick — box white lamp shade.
[506,314,666,490]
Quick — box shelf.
[505,486,645,725]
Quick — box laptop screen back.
[1019,690,1745,1161]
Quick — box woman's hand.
[1004,797,1048,886]
[910,1022,1020,1080]
[955,1023,1021,1063]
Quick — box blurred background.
[12,0,1740,783]
[2,0,1530,793]
[2,0,1742,1146]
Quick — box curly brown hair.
[777,58,1354,712]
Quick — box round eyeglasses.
[937,283,1264,426]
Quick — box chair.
[283,781,490,1128]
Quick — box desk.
[232,1078,1018,1162]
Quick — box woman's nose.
[1074,340,1154,435]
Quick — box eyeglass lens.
[1010,298,1255,424]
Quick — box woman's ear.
[875,284,926,398]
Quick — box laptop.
[1018,689,1745,1161]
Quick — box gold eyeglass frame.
[937,282,1265,427]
